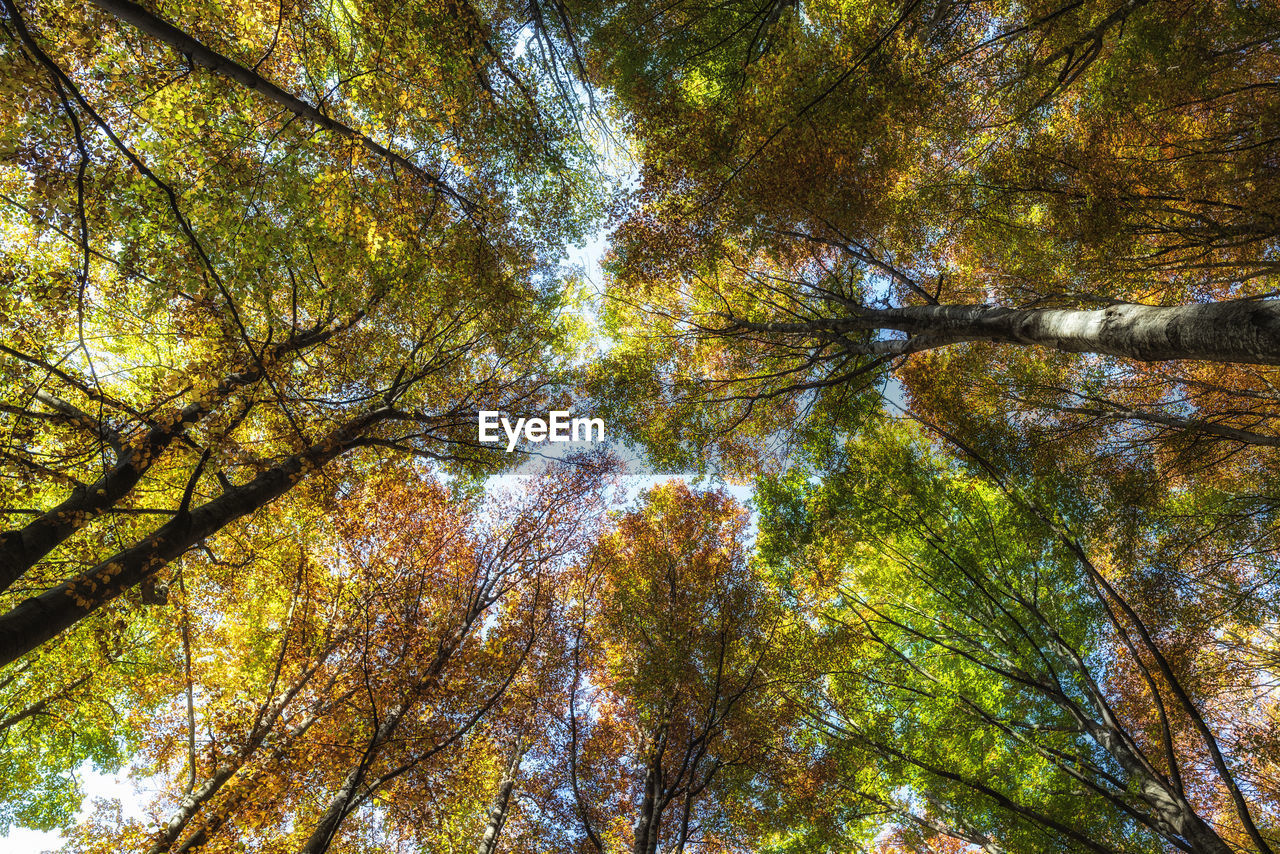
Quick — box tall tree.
[565,482,793,854]
[52,455,614,854]
[0,0,603,664]
[755,423,1280,853]
[573,0,1280,469]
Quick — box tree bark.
[297,618,483,854]
[0,670,93,731]
[82,0,473,211]
[1038,400,1280,447]
[0,319,351,593]
[632,724,669,854]
[475,735,528,854]
[147,675,337,854]
[0,409,390,669]
[297,706,408,854]
[729,299,1280,364]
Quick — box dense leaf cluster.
[1,0,1279,852]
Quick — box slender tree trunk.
[298,624,475,854]
[735,299,1280,364]
[1044,400,1280,447]
[297,706,408,854]
[169,763,284,854]
[147,680,337,854]
[475,734,527,854]
[0,670,93,731]
[82,0,471,210]
[896,798,1005,854]
[153,765,243,854]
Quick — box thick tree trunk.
[0,409,388,669]
[884,300,1280,363]
[1070,710,1234,854]
[737,299,1280,364]
[475,735,527,854]
[0,392,216,594]
[0,320,348,593]
[632,763,659,854]
[632,727,669,854]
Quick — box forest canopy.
[1,0,1279,852]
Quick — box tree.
[572,0,1280,468]
[54,455,615,854]
[565,482,793,854]
[6,1,1280,851]
[0,0,603,664]
[755,423,1280,852]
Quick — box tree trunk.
[475,734,527,854]
[0,409,387,668]
[1071,711,1234,854]
[298,625,476,854]
[736,299,1280,364]
[1041,400,1280,447]
[0,319,348,592]
[632,726,668,854]
[0,670,93,731]
[147,678,336,854]
[82,0,470,210]
[632,762,659,854]
[296,710,405,854]
[0,389,220,594]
